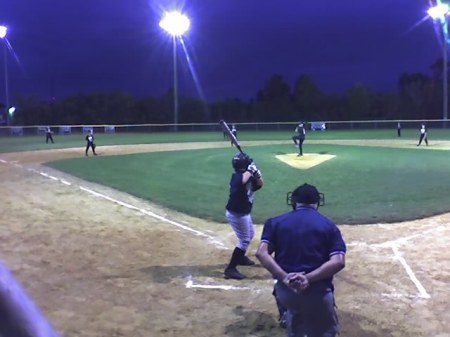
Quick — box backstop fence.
[0,119,448,137]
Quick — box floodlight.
[159,11,190,36]
[427,4,449,19]
[0,26,7,39]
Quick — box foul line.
[0,159,226,249]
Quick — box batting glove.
[247,163,258,174]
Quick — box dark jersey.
[261,206,346,289]
[295,124,306,139]
[226,172,255,215]
[86,134,94,144]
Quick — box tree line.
[7,61,448,126]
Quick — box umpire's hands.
[283,272,309,293]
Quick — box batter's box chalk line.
[185,275,266,293]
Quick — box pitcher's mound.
[276,153,335,169]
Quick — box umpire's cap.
[291,183,323,205]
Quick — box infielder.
[417,123,428,146]
[292,122,306,156]
[224,152,263,280]
[231,124,237,146]
[85,131,97,156]
[45,126,54,144]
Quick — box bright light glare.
[159,11,190,36]
[8,107,15,114]
[427,4,449,19]
[0,26,7,39]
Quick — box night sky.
[0,0,444,103]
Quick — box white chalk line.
[0,158,226,249]
[185,275,267,293]
[346,226,447,299]
[390,246,430,299]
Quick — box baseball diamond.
[0,139,449,336]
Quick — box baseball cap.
[292,183,321,204]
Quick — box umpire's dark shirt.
[261,206,346,289]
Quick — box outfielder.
[224,152,263,280]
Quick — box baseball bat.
[219,120,244,154]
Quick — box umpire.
[256,183,346,337]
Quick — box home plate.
[276,153,335,169]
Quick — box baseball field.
[0,129,449,336]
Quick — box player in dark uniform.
[224,152,264,280]
[231,124,237,146]
[417,123,428,146]
[45,126,54,144]
[85,131,97,156]
[292,122,306,156]
[256,183,346,337]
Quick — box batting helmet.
[232,152,252,171]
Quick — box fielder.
[224,152,263,280]
[231,124,237,147]
[85,131,97,156]
[417,123,428,146]
[292,122,306,156]
[45,126,54,144]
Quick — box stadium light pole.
[0,25,9,126]
[159,11,190,131]
[428,3,449,122]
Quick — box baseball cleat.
[238,256,256,266]
[224,268,246,280]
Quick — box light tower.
[159,11,190,131]
[428,2,450,122]
[0,25,9,126]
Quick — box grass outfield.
[44,140,450,225]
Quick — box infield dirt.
[0,140,449,337]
